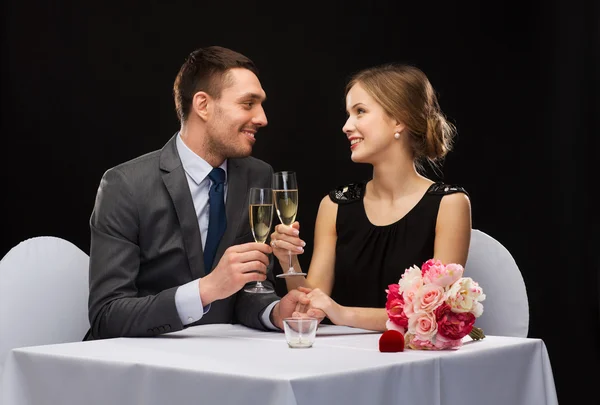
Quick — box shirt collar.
[176,132,228,186]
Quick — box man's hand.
[288,287,325,322]
[199,242,272,305]
[270,288,316,329]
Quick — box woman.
[270,63,471,331]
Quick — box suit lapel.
[214,158,248,264]
[160,135,205,279]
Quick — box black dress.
[328,181,468,309]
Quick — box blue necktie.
[204,168,227,274]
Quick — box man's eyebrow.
[239,92,266,102]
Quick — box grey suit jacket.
[86,134,280,340]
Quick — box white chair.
[0,236,90,377]
[465,229,529,337]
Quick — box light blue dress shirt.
[174,133,278,329]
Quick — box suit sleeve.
[88,168,183,339]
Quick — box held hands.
[294,287,344,325]
[270,288,313,329]
[199,242,272,305]
[269,222,305,264]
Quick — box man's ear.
[192,91,210,121]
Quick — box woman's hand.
[269,221,306,265]
[297,286,347,326]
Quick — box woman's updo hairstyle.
[345,64,456,173]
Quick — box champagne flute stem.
[288,249,293,273]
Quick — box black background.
[2,1,598,402]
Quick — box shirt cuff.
[260,300,280,330]
[175,279,211,326]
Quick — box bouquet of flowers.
[385,259,486,350]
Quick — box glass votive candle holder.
[283,317,318,348]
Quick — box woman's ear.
[394,121,406,135]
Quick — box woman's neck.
[368,160,430,201]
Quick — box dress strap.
[328,182,366,204]
[426,182,469,197]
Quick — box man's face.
[205,68,268,162]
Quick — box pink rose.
[435,303,476,340]
[386,283,400,297]
[403,289,417,318]
[408,311,438,340]
[385,284,409,328]
[413,283,445,313]
[421,259,443,276]
[434,334,463,350]
[423,261,464,288]
[405,333,436,350]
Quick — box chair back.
[0,236,89,376]
[465,229,529,337]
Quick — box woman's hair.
[345,64,456,173]
[173,46,259,123]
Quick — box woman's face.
[343,83,399,164]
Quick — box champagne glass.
[272,171,306,277]
[244,187,275,294]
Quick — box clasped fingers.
[302,288,342,323]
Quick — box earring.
[394,132,400,139]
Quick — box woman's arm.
[302,196,338,293]
[433,192,472,266]
[300,287,388,331]
[271,195,338,294]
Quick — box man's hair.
[173,46,259,122]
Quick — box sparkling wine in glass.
[273,171,306,277]
[244,187,275,294]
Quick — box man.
[85,46,308,340]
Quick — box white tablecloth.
[0,324,558,405]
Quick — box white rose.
[446,277,486,314]
[399,265,423,295]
